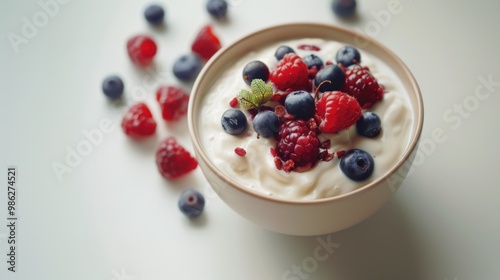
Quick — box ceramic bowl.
[188,23,423,236]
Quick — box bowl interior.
[188,23,423,204]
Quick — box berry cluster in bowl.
[221,44,384,180]
[199,38,413,200]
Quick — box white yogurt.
[199,38,413,200]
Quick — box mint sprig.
[237,79,273,110]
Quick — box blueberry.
[314,64,346,92]
[102,75,124,100]
[339,149,374,181]
[336,46,361,67]
[332,0,357,18]
[178,189,205,218]
[221,109,247,135]
[275,45,295,61]
[206,0,228,20]
[253,110,280,138]
[144,4,165,25]
[173,53,203,81]
[356,112,381,138]
[242,60,270,86]
[303,54,324,70]
[284,91,315,120]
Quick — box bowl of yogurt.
[188,23,423,236]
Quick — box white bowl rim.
[188,22,424,205]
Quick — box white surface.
[0,0,498,279]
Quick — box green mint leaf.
[237,89,257,110]
[250,79,274,106]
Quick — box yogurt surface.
[199,38,413,200]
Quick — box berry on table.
[284,90,315,120]
[253,110,280,138]
[206,0,228,20]
[356,111,381,137]
[144,4,165,25]
[276,119,320,172]
[315,91,361,134]
[221,108,248,135]
[242,60,270,86]
[127,35,157,67]
[156,86,190,121]
[274,45,295,61]
[270,53,309,92]
[339,149,374,181]
[314,64,345,92]
[303,54,324,70]
[121,102,157,137]
[102,75,124,100]
[342,65,384,108]
[173,53,203,81]
[191,25,222,60]
[156,137,198,179]
[336,46,361,67]
[178,188,205,218]
[332,0,357,18]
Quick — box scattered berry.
[121,102,157,137]
[356,111,382,138]
[332,0,357,18]
[274,45,295,61]
[336,150,346,158]
[339,149,374,181]
[284,90,315,120]
[144,4,165,25]
[221,108,248,135]
[336,46,361,67]
[206,0,228,20]
[253,110,280,138]
[156,137,198,179]
[277,120,320,171]
[242,60,270,86]
[342,65,384,108]
[297,44,321,51]
[156,86,190,121]
[315,91,361,134]
[191,25,222,60]
[234,147,246,156]
[127,35,157,67]
[173,53,203,81]
[270,53,309,91]
[303,54,324,70]
[314,64,345,92]
[102,75,124,100]
[229,97,239,108]
[178,189,205,218]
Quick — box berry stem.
[314,80,332,101]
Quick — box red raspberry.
[270,53,309,92]
[191,25,222,60]
[121,102,157,137]
[342,65,384,108]
[156,86,189,121]
[127,35,157,67]
[156,137,198,179]
[315,91,361,134]
[276,120,320,172]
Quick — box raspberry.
[127,35,157,67]
[121,102,157,137]
[156,86,189,121]
[342,65,384,108]
[156,137,198,179]
[191,25,222,60]
[276,120,320,172]
[315,91,361,134]
[270,53,309,92]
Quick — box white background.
[1,0,499,279]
